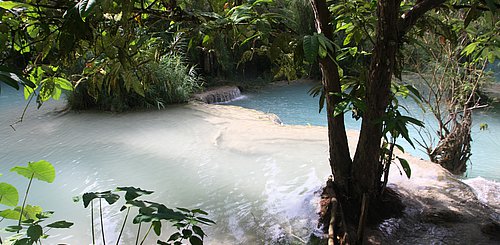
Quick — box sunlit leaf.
[0,1,31,10]
[11,160,55,183]
[0,182,19,207]
[0,209,24,220]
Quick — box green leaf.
[303,35,319,63]
[36,211,54,219]
[318,90,325,113]
[77,0,97,18]
[153,220,162,236]
[343,32,354,46]
[0,209,24,220]
[0,1,31,10]
[47,220,74,228]
[82,191,120,208]
[52,87,62,100]
[182,229,192,238]
[0,182,19,207]
[12,237,31,245]
[202,35,210,46]
[189,235,203,245]
[0,65,36,90]
[116,187,154,201]
[27,224,43,241]
[16,205,43,220]
[464,4,479,28]
[168,232,181,241]
[191,209,208,215]
[462,42,478,56]
[396,157,411,178]
[192,225,205,238]
[0,73,20,90]
[196,217,215,225]
[24,86,34,100]
[11,160,55,183]
[5,225,22,232]
[53,77,73,91]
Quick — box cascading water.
[193,86,244,104]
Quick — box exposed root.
[317,177,405,244]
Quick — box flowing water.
[0,87,328,244]
[0,83,499,244]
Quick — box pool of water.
[0,87,330,244]
[229,81,500,181]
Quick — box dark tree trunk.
[309,0,446,243]
[309,0,353,195]
[352,0,401,199]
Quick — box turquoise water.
[229,81,500,181]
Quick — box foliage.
[0,160,73,245]
[145,54,202,109]
[75,187,214,244]
[403,1,499,173]
[0,1,74,108]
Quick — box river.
[0,85,499,244]
[229,81,500,181]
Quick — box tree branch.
[399,0,446,37]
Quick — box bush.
[68,53,202,111]
[146,54,202,109]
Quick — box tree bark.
[309,0,353,194]
[352,0,402,198]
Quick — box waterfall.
[194,86,243,104]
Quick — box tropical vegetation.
[0,0,499,244]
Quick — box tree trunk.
[309,0,445,243]
[352,0,401,200]
[309,0,352,195]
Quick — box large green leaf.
[16,205,43,220]
[10,160,56,183]
[0,209,24,220]
[54,77,73,91]
[27,224,43,242]
[0,182,19,207]
[303,35,319,63]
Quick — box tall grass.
[146,54,202,109]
